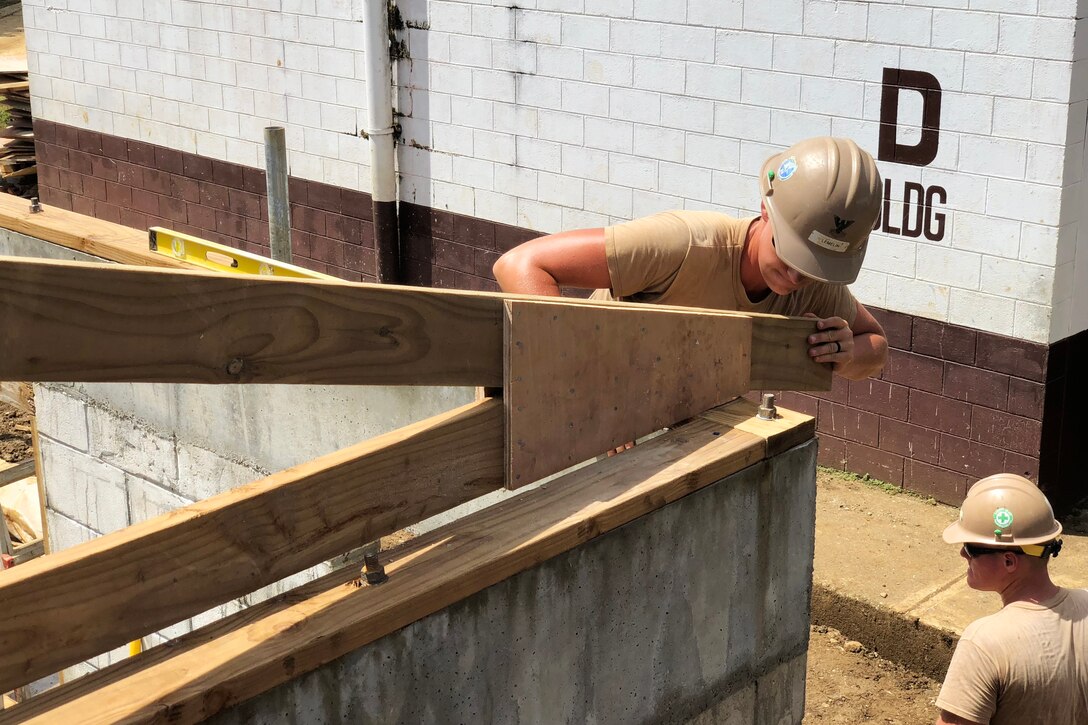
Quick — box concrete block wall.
[209,440,818,725]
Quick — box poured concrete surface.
[211,441,818,725]
[812,471,1088,678]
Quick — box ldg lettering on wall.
[876,67,947,242]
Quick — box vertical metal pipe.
[362,0,401,283]
[264,126,292,263]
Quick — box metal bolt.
[757,393,777,421]
[226,358,244,375]
[362,553,388,585]
[29,197,41,214]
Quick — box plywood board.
[4,399,789,724]
[504,300,752,488]
[749,315,830,391]
[0,256,504,386]
[0,398,504,693]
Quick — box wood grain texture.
[749,315,831,391]
[0,382,32,413]
[699,398,816,458]
[0,256,504,385]
[2,399,793,725]
[504,300,752,488]
[0,398,505,693]
[0,192,193,268]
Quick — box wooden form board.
[0,192,193,268]
[503,300,752,488]
[0,257,829,393]
[2,398,813,724]
[0,256,504,386]
[0,381,32,413]
[0,398,504,693]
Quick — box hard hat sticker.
[777,157,797,181]
[993,507,1014,528]
[808,230,850,253]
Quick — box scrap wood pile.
[0,68,33,199]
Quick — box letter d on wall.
[879,68,942,167]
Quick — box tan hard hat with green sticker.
[759,137,882,285]
[942,473,1063,551]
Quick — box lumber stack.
[0,70,33,199]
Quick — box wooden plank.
[0,193,194,268]
[749,316,830,391]
[2,399,789,724]
[699,398,816,458]
[0,398,505,693]
[504,300,752,488]
[0,381,32,413]
[0,460,33,488]
[0,256,504,386]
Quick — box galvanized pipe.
[264,126,292,263]
[362,0,400,283]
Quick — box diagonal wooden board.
[504,299,752,488]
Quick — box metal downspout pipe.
[362,0,400,283]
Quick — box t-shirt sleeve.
[790,283,859,326]
[603,212,694,299]
[936,639,1000,724]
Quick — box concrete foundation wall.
[210,440,818,725]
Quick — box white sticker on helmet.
[808,230,851,253]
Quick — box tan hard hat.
[942,473,1062,548]
[759,137,882,284]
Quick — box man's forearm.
[838,332,888,380]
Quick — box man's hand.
[804,302,889,380]
[806,315,853,367]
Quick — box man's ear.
[1003,552,1021,571]
[760,200,769,221]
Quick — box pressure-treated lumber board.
[503,299,752,488]
[0,381,32,413]
[0,192,194,268]
[0,460,34,488]
[0,398,505,693]
[699,398,815,458]
[0,256,504,385]
[1,398,793,724]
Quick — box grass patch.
[817,465,939,505]
[0,104,9,127]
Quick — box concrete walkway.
[811,470,1088,680]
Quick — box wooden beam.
[0,257,828,390]
[0,256,504,386]
[0,398,505,693]
[0,460,34,488]
[0,381,32,414]
[0,192,194,268]
[3,398,801,724]
[504,299,752,487]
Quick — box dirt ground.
[804,624,941,723]
[0,400,32,463]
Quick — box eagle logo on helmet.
[832,216,855,235]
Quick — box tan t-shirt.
[590,210,858,323]
[936,588,1088,724]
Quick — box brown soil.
[0,400,32,463]
[804,625,942,723]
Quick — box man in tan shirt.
[493,136,889,381]
[937,473,1088,724]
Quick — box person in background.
[936,473,1087,725]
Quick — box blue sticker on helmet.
[777,157,797,181]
